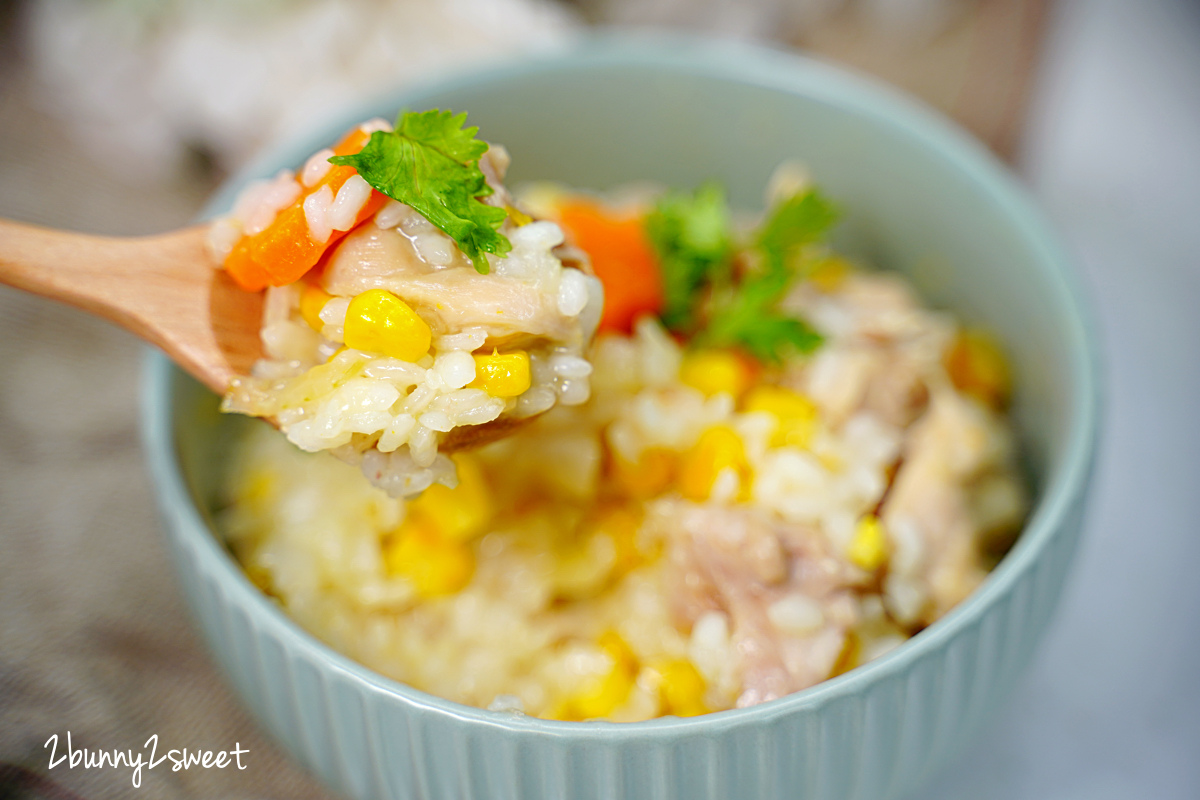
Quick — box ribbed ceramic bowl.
[142,36,1099,800]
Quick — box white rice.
[301,147,335,188]
[222,268,1029,721]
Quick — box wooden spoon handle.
[0,219,263,394]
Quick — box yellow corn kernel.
[817,450,844,474]
[565,632,638,720]
[679,349,756,399]
[829,630,861,678]
[343,289,431,362]
[471,350,531,397]
[541,702,570,721]
[552,508,647,601]
[809,255,853,292]
[299,283,333,332]
[505,204,533,226]
[945,328,1011,409]
[743,385,819,449]
[237,467,276,508]
[407,453,493,542]
[654,659,708,717]
[848,514,889,571]
[243,564,276,597]
[596,506,647,574]
[679,426,749,502]
[611,446,677,500]
[516,182,566,220]
[552,538,615,601]
[383,517,474,598]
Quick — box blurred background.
[2,0,1198,797]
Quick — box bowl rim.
[142,32,1101,739]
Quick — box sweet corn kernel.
[564,632,638,720]
[655,659,708,717]
[829,631,861,678]
[945,328,1011,409]
[470,350,531,397]
[552,525,617,600]
[551,508,648,601]
[299,283,333,332]
[611,446,677,500]
[343,288,431,362]
[505,204,533,226]
[407,453,493,542]
[679,349,756,399]
[383,517,474,598]
[238,467,276,509]
[515,182,566,220]
[743,385,819,449]
[243,564,276,597]
[599,631,637,674]
[809,255,852,292]
[679,426,749,502]
[595,506,647,574]
[848,514,889,571]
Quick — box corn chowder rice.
[218,154,1027,721]
[209,112,602,496]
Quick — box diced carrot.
[556,198,664,334]
[224,127,388,291]
[331,128,371,159]
[223,237,272,291]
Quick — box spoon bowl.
[0,218,556,452]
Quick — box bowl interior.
[159,36,1095,702]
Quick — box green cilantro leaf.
[758,189,839,274]
[644,183,733,330]
[329,109,510,273]
[701,265,822,362]
[694,188,836,363]
[704,303,824,363]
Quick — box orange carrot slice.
[556,198,664,334]
[224,127,388,291]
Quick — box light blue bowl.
[142,35,1099,800]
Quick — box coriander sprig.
[645,184,835,363]
[644,183,733,330]
[330,109,511,273]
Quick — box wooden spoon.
[0,220,259,395]
[0,218,539,451]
